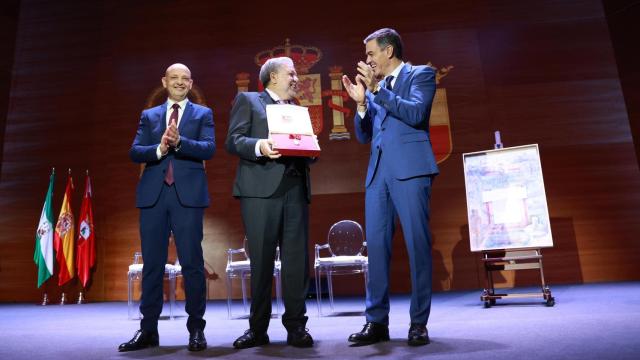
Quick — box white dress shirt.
[156,98,189,159]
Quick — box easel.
[480,248,554,307]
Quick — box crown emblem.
[255,39,322,74]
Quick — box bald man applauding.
[121,63,215,352]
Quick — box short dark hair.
[364,28,404,60]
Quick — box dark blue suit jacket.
[355,63,439,186]
[130,101,215,208]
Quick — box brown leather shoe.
[408,323,430,346]
[118,329,159,352]
[348,322,390,345]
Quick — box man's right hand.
[160,128,171,156]
[259,139,281,159]
[342,74,366,106]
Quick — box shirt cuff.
[254,139,263,157]
[156,145,163,160]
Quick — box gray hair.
[259,57,294,87]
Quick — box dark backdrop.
[1,0,639,302]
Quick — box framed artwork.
[463,144,553,251]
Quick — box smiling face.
[162,64,193,102]
[269,62,299,100]
[365,39,394,79]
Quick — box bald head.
[165,63,191,77]
[162,63,193,102]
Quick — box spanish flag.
[54,172,75,286]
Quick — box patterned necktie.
[164,103,180,185]
[385,75,395,91]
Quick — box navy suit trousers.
[139,184,206,333]
[364,151,434,325]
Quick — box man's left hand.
[167,119,180,148]
[356,61,377,93]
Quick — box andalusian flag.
[54,173,75,286]
[33,170,55,288]
[76,173,95,288]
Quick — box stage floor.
[1,282,639,359]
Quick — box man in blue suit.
[120,63,215,352]
[342,28,439,346]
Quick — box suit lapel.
[394,63,411,92]
[179,101,193,132]
[159,102,168,133]
[381,64,411,124]
[259,91,274,109]
[258,91,275,135]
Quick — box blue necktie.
[385,75,395,91]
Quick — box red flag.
[54,173,75,286]
[76,173,95,288]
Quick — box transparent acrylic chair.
[314,220,368,315]
[127,252,182,320]
[225,237,283,319]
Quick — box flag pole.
[40,167,55,306]
[59,168,72,306]
[77,169,90,304]
[41,275,50,306]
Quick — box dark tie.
[385,75,395,91]
[164,103,179,186]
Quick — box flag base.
[40,292,49,306]
[60,292,67,305]
[77,291,86,304]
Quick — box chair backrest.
[133,251,142,264]
[327,220,365,256]
[227,236,250,265]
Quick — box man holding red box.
[226,57,314,349]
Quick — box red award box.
[266,104,321,157]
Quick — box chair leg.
[169,271,176,320]
[226,273,233,319]
[315,266,322,316]
[241,272,249,314]
[363,264,369,286]
[327,269,335,313]
[275,271,283,316]
[127,272,134,320]
[206,275,210,301]
[363,265,369,305]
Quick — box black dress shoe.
[233,329,270,349]
[188,329,207,352]
[348,322,390,344]
[408,323,429,346]
[287,327,314,348]
[118,329,159,352]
